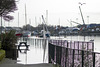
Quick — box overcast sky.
[3,0,100,27]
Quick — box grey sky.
[3,0,100,27]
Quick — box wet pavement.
[0,58,53,67]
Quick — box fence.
[17,37,100,67]
[18,38,94,51]
[49,39,94,51]
[49,43,100,67]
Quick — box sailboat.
[15,12,23,37]
[15,28,22,37]
[39,15,50,38]
[21,4,31,37]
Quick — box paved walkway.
[0,58,53,67]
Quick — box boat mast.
[46,10,48,32]
[18,12,19,27]
[46,10,48,25]
[29,19,31,31]
[42,15,46,38]
[25,4,27,31]
[79,2,86,26]
[35,17,37,27]
[79,6,85,25]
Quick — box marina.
[14,36,100,66]
[0,0,100,67]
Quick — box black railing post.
[92,42,94,51]
[66,48,69,67]
[93,53,95,67]
[82,50,84,67]
[72,49,75,67]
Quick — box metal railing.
[17,37,99,67]
[49,43,100,67]
[49,39,94,51]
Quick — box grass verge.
[0,50,5,61]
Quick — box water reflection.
[55,35,100,52]
[17,37,48,64]
[17,36,100,64]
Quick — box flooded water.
[16,35,100,64]
[17,37,48,64]
[58,35,100,52]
